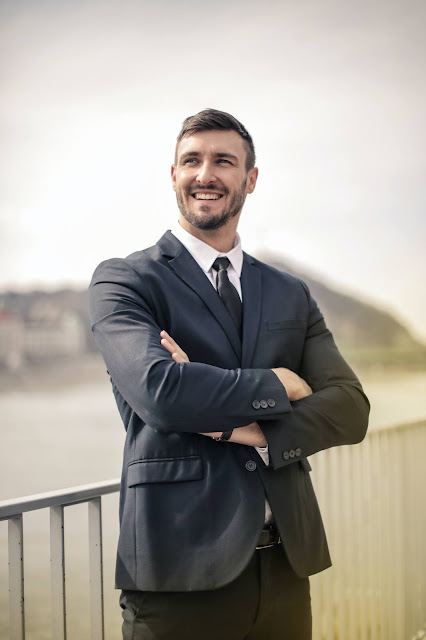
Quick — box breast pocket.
[127,456,203,486]
[267,319,306,331]
[258,319,306,369]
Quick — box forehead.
[176,129,247,160]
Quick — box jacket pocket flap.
[267,319,305,330]
[127,456,203,486]
[300,458,312,472]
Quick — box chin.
[181,207,228,231]
[192,217,228,231]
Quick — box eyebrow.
[216,152,239,162]
[180,151,239,162]
[180,151,200,160]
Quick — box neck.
[178,217,239,253]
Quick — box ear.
[246,167,258,194]
[171,164,177,191]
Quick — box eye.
[217,158,232,164]
[183,158,198,165]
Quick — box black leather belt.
[256,524,281,549]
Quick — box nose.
[196,161,217,186]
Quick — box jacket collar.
[171,224,243,278]
[157,231,261,366]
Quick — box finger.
[172,352,186,363]
[160,330,179,350]
[160,338,175,355]
[162,339,186,360]
[160,331,189,362]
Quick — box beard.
[176,179,247,231]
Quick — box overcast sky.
[1,0,425,340]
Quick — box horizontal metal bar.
[0,479,120,520]
[371,417,426,436]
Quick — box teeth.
[194,193,221,200]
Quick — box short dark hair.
[175,108,256,171]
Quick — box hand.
[160,330,189,363]
[271,367,312,401]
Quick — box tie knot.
[212,257,230,272]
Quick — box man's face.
[171,130,258,232]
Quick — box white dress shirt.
[170,223,273,524]
[171,222,243,299]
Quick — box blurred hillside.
[258,252,425,369]
[0,257,424,382]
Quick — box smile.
[192,193,224,200]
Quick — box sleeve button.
[260,399,268,409]
[289,449,296,458]
[252,400,261,409]
[295,448,302,457]
[267,398,275,407]
[282,451,290,460]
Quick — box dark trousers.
[120,544,312,640]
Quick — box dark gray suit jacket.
[88,230,369,591]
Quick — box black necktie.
[212,257,242,337]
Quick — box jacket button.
[252,400,260,409]
[260,399,268,409]
[245,460,257,471]
[289,449,296,458]
[267,398,275,407]
[282,451,290,460]
[295,448,302,457]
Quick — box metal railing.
[1,420,425,640]
[310,419,426,640]
[0,480,120,640]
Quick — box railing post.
[88,497,104,640]
[8,514,25,640]
[50,505,66,640]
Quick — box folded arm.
[89,258,292,434]
[89,259,368,459]
[160,330,312,447]
[158,277,369,462]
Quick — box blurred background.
[1,0,425,638]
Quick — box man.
[89,108,369,640]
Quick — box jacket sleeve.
[259,281,370,469]
[88,258,292,433]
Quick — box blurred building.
[24,301,85,361]
[0,302,85,369]
[0,310,25,370]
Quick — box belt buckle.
[256,541,277,550]
[256,527,281,549]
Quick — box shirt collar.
[171,222,243,277]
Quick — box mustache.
[187,182,228,196]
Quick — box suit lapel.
[157,231,242,361]
[241,254,262,368]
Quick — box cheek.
[176,174,193,191]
